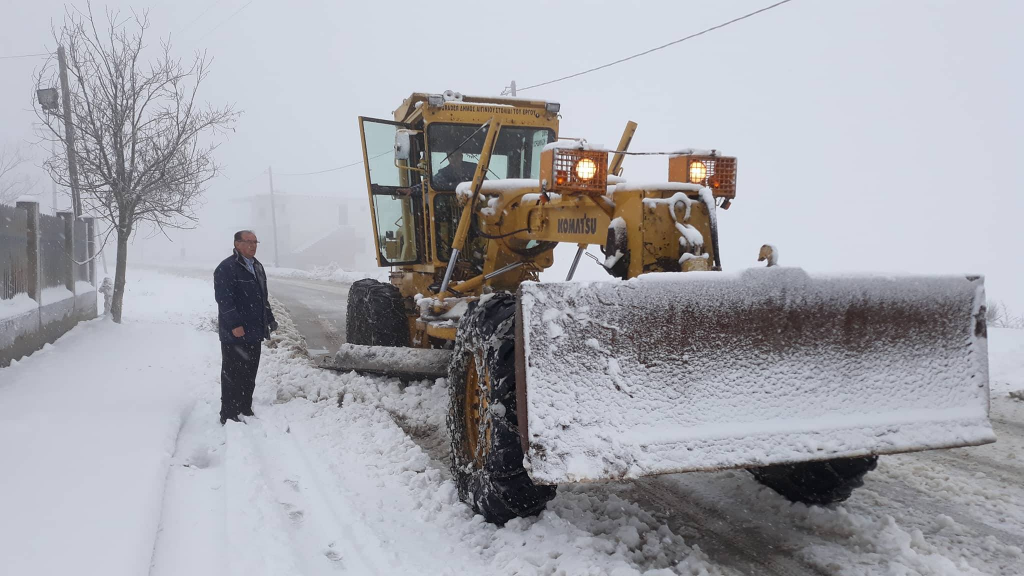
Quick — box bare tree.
[0,144,37,206]
[35,5,237,323]
[987,300,1024,330]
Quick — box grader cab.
[327,91,993,525]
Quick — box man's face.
[448,152,462,170]
[235,232,258,259]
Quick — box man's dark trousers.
[221,341,261,421]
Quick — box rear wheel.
[345,279,409,347]
[749,456,878,505]
[447,294,556,524]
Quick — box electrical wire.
[197,0,255,41]
[0,52,49,60]
[517,0,795,92]
[178,0,226,35]
[276,150,392,176]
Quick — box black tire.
[447,294,556,524]
[345,279,409,347]
[748,456,878,505]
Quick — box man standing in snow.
[214,230,277,425]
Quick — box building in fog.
[235,193,370,270]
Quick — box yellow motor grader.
[325,91,994,524]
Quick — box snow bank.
[39,285,73,305]
[0,292,37,320]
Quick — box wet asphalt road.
[265,276,350,355]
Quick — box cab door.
[359,117,424,267]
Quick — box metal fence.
[39,213,67,289]
[74,219,89,282]
[1,204,29,300]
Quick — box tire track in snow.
[609,475,832,576]
[224,422,307,575]
[148,398,196,574]
[238,417,389,575]
[149,397,228,576]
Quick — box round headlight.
[575,158,598,181]
[689,160,707,183]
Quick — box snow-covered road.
[2,269,1022,575]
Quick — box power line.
[276,159,363,177]
[0,52,48,61]
[197,0,255,41]
[518,0,795,92]
[276,150,391,177]
[219,168,267,193]
[179,0,226,35]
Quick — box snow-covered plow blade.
[516,268,993,485]
[319,343,451,381]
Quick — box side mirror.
[394,129,416,162]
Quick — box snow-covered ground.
[1,269,1022,575]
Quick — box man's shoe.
[241,408,254,417]
[220,414,240,425]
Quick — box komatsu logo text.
[557,217,598,235]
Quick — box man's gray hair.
[234,230,255,242]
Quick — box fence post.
[85,217,96,286]
[16,200,41,304]
[57,211,75,295]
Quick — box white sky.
[2,0,1021,309]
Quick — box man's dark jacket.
[214,249,277,343]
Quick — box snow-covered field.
[1,269,1022,575]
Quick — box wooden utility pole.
[267,166,280,267]
[57,46,82,218]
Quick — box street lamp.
[36,88,60,112]
[35,46,82,217]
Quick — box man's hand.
[231,326,245,338]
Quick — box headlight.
[689,160,707,183]
[575,158,597,181]
[669,153,738,199]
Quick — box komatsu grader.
[324,91,994,525]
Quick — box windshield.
[427,124,555,191]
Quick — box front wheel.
[748,456,878,505]
[345,279,409,347]
[447,294,556,524]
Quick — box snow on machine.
[320,91,994,524]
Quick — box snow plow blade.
[318,343,451,381]
[516,268,993,485]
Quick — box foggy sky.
[2,0,1021,310]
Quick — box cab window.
[360,117,422,265]
[427,124,554,191]
[374,193,420,263]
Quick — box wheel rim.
[463,355,490,469]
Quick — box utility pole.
[509,80,516,97]
[267,166,280,267]
[51,143,58,214]
[57,46,82,218]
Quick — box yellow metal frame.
[356,94,727,344]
